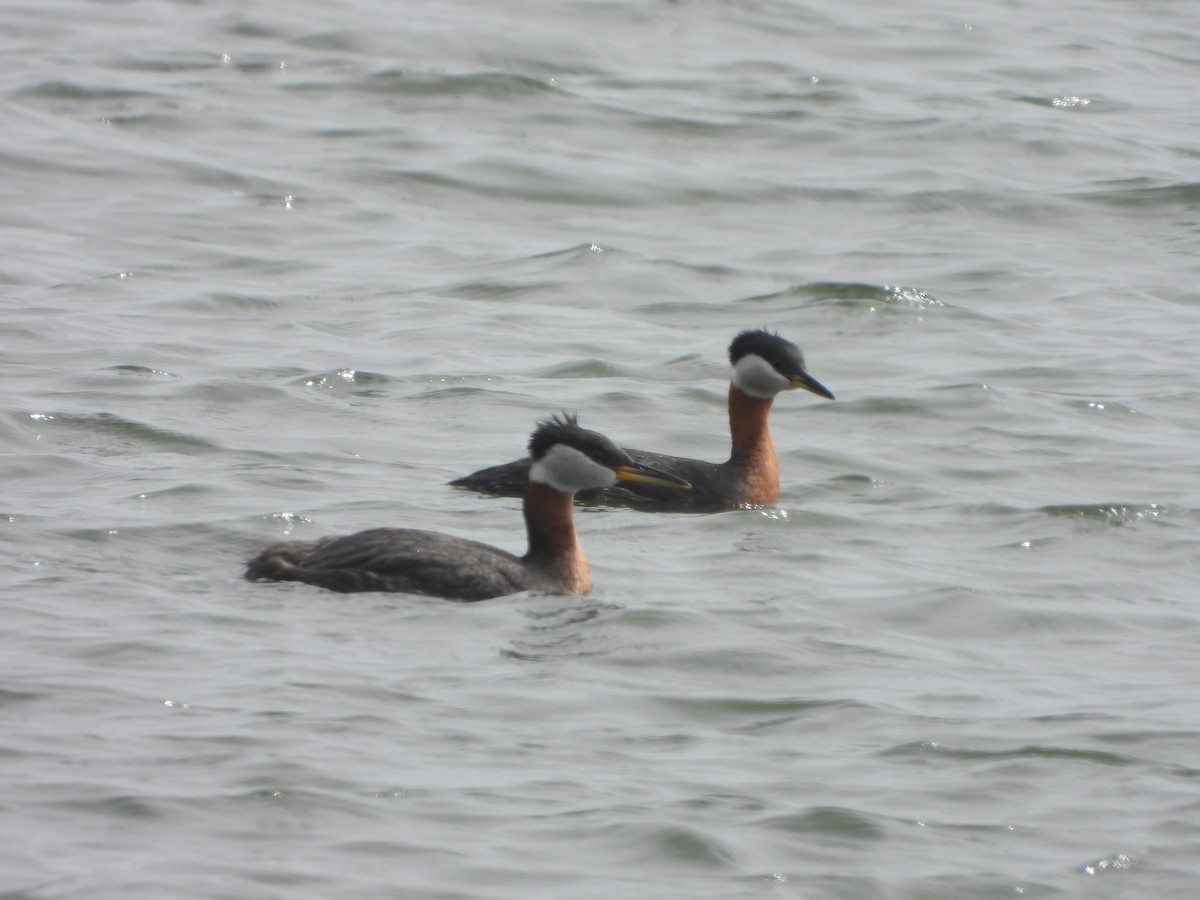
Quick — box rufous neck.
[522,481,591,594]
[728,385,779,504]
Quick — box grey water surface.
[3,0,1200,897]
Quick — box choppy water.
[4,0,1200,897]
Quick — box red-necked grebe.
[244,414,690,600]
[449,330,833,511]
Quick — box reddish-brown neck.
[522,481,591,594]
[728,385,779,505]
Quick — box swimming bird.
[449,330,834,511]
[244,414,690,600]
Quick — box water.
[3,0,1199,896]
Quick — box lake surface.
[3,0,1199,896]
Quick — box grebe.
[244,414,690,600]
[449,330,834,511]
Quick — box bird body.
[244,527,561,600]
